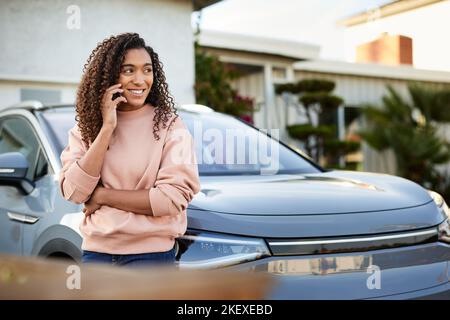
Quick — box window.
[0,117,49,181]
[343,106,364,170]
[41,108,321,176]
[34,149,49,180]
[181,111,321,175]
[272,67,287,81]
[20,88,61,104]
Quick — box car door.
[0,115,51,255]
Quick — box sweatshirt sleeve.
[59,124,101,204]
[149,116,201,216]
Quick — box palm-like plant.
[359,84,450,198]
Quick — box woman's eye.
[122,69,133,74]
[144,69,153,73]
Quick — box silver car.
[0,101,449,299]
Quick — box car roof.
[1,100,215,115]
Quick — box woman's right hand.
[82,186,104,217]
[101,83,127,130]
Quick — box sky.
[194,0,392,60]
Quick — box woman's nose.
[133,71,145,85]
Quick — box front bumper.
[223,242,450,299]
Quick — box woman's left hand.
[83,187,104,217]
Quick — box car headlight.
[428,190,450,244]
[176,231,271,269]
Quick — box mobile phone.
[112,92,122,101]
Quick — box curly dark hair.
[75,32,178,147]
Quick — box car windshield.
[39,107,320,176]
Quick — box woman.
[59,33,200,267]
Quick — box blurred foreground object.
[0,255,274,300]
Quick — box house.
[197,29,320,140]
[0,0,220,109]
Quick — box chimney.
[356,33,413,66]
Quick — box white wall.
[343,0,450,72]
[0,0,195,107]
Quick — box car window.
[41,108,321,176]
[0,117,48,181]
[181,112,320,175]
[39,109,76,154]
[34,149,49,179]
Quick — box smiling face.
[117,48,153,111]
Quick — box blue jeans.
[82,242,178,268]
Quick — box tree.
[276,79,360,168]
[194,42,254,123]
[359,83,450,200]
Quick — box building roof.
[197,29,320,60]
[337,0,443,27]
[193,0,222,11]
[293,59,450,83]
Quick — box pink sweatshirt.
[59,104,201,254]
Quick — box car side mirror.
[0,152,35,195]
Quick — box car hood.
[191,170,433,215]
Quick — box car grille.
[266,228,438,256]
